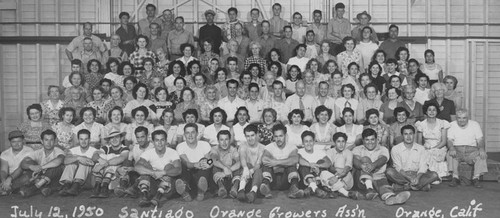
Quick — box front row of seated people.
[0,109,489,207]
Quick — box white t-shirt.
[129,142,154,162]
[69,146,98,159]
[73,122,105,143]
[448,120,483,147]
[140,147,180,171]
[298,148,327,164]
[176,141,211,162]
[29,147,65,166]
[414,88,430,105]
[0,146,34,173]
[265,142,297,160]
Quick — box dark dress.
[424,98,456,122]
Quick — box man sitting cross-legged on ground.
[175,123,213,201]
[115,126,154,198]
[19,130,65,197]
[352,128,411,205]
[0,130,34,196]
[261,124,304,199]
[297,131,330,198]
[134,130,182,207]
[91,127,129,198]
[386,125,439,192]
[210,130,241,199]
[320,132,364,200]
[59,129,97,196]
[236,124,265,203]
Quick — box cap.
[8,130,24,140]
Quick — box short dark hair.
[107,106,123,122]
[135,126,149,136]
[217,130,231,140]
[272,3,282,9]
[301,130,315,141]
[184,122,198,132]
[210,107,228,124]
[26,104,43,120]
[362,128,377,139]
[71,59,82,67]
[400,124,416,135]
[313,10,322,16]
[77,129,91,138]
[340,84,356,98]
[181,87,195,101]
[332,132,348,142]
[168,60,186,77]
[132,83,150,100]
[389,24,399,31]
[119,12,130,19]
[287,109,304,124]
[87,59,103,73]
[40,129,57,140]
[123,76,137,87]
[393,107,410,118]
[272,123,287,134]
[182,108,199,121]
[226,79,239,88]
[228,7,238,14]
[250,8,260,14]
[423,102,441,115]
[152,130,167,140]
[118,61,134,76]
[365,108,380,120]
[187,60,201,75]
[244,124,258,134]
[131,105,149,119]
[80,107,96,119]
[314,105,332,122]
[180,43,195,54]
[145,3,156,10]
[335,3,345,10]
[386,58,398,65]
[58,107,76,123]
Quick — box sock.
[290,178,299,186]
[473,175,480,180]
[263,178,271,186]
[309,182,318,192]
[338,188,349,197]
[239,180,247,191]
[157,188,165,194]
[365,180,374,189]
[251,186,258,192]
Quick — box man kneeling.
[134,130,182,207]
[386,125,439,191]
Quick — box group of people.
[0,2,489,208]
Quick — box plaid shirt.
[83,72,104,91]
[128,50,157,68]
[244,56,267,74]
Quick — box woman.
[173,87,200,123]
[200,85,219,125]
[356,84,383,124]
[151,87,174,119]
[395,47,410,76]
[363,108,389,147]
[268,61,286,84]
[398,84,424,123]
[154,109,178,148]
[336,108,363,150]
[379,86,401,125]
[176,43,197,67]
[104,106,128,138]
[106,86,128,111]
[337,37,363,76]
[317,40,336,66]
[123,76,138,102]
[129,35,157,69]
[416,102,450,182]
[407,58,423,86]
[342,62,362,92]
[203,107,232,146]
[154,48,170,76]
[334,84,359,123]
[285,65,302,94]
[137,57,163,89]
[185,60,201,88]
[285,109,310,149]
[267,48,288,77]
[52,107,76,150]
[414,73,431,105]
[303,70,317,96]
[389,107,414,147]
[356,26,378,71]
[73,107,105,148]
[316,82,336,119]
[84,59,105,91]
[367,61,386,94]
[244,41,268,73]
[357,73,375,100]
[41,85,65,126]
[18,104,51,150]
[306,58,323,83]
[220,39,245,73]
[237,71,252,100]
[164,60,186,93]
[309,105,336,150]
[443,75,463,109]
[85,87,110,124]
[328,70,343,99]
[287,44,310,72]
[258,108,279,145]
[202,58,220,85]
[123,82,155,121]
[64,71,91,103]
[371,50,387,76]
[213,68,229,99]
[104,58,122,87]
[116,61,135,90]
[63,87,86,121]
[232,106,250,147]
[192,73,208,103]
[125,105,154,146]
[247,63,266,87]
[199,39,220,71]
[424,83,456,122]
[175,109,205,143]
[168,77,187,106]
[421,49,443,86]
[100,79,112,100]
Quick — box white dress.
[415,119,450,177]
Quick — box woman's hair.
[443,75,459,89]
[393,106,410,118]
[209,107,228,124]
[132,83,150,99]
[123,76,138,88]
[364,108,380,121]
[58,107,76,122]
[142,57,155,67]
[107,106,124,122]
[340,84,356,98]
[91,86,106,101]
[154,87,169,101]
[414,73,430,85]
[135,35,150,48]
[314,105,332,122]
[268,61,283,77]
[423,101,441,115]
[80,106,97,119]
[26,104,43,120]
[168,60,186,77]
[159,108,175,125]
[292,44,307,57]
[131,105,149,119]
[287,109,304,124]
[247,63,262,78]
[287,65,302,80]
[86,59,103,73]
[193,73,207,85]
[267,48,282,63]
[118,61,135,76]
[69,71,85,86]
[261,108,277,123]
[395,47,410,61]
[234,106,250,123]
[358,73,371,85]
[200,38,214,53]
[363,83,378,96]
[322,60,339,74]
[239,71,252,83]
[429,82,447,99]
[182,108,198,121]
[187,60,201,76]
[180,43,195,54]
[371,49,387,63]
[385,86,402,98]
[173,77,187,88]
[306,58,322,71]
[180,87,195,102]
[368,61,382,77]
[106,58,120,71]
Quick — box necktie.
[299,97,305,110]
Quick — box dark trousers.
[180,165,212,191]
[385,168,439,190]
[23,160,64,189]
[262,165,299,191]
[353,168,393,198]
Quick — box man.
[167,16,195,60]
[116,12,137,55]
[383,58,408,86]
[275,26,300,63]
[237,124,265,203]
[269,3,288,38]
[304,30,320,59]
[265,81,288,123]
[218,79,246,125]
[175,123,212,201]
[307,10,327,44]
[210,130,241,199]
[297,131,330,198]
[19,130,65,197]
[159,9,175,37]
[261,124,303,199]
[91,127,129,198]
[65,22,106,61]
[62,59,83,88]
[58,129,97,196]
[222,7,244,42]
[220,40,245,73]
[352,128,411,205]
[246,83,265,123]
[291,12,307,44]
[102,34,128,64]
[327,3,351,56]
[386,125,439,191]
[148,22,168,53]
[73,37,102,71]
[135,130,182,207]
[0,131,34,196]
[234,23,250,58]
[351,11,378,44]
[257,21,276,58]
[285,80,318,125]
[315,81,336,123]
[199,9,223,55]
[447,109,488,188]
[176,109,206,143]
[244,8,263,42]
[138,4,162,35]
[379,24,406,59]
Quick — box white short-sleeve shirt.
[298,148,327,164]
[265,142,297,160]
[0,146,34,173]
[448,120,483,147]
[176,141,211,162]
[140,147,180,171]
[69,146,98,159]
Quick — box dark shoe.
[246,191,256,203]
[441,175,452,181]
[66,182,81,196]
[348,191,365,200]
[138,191,151,207]
[98,184,110,198]
[421,184,431,192]
[196,177,208,201]
[217,181,228,198]
[150,192,163,207]
[448,177,460,187]
[59,183,72,196]
[365,188,379,200]
[314,188,328,198]
[175,179,192,202]
[20,185,38,198]
[237,190,247,202]
[385,191,411,206]
[472,179,482,188]
[124,185,139,198]
[90,183,101,198]
[288,185,304,199]
[259,183,272,198]
[41,187,52,197]
[392,183,411,192]
[229,181,239,198]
